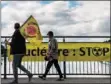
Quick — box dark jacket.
[10,29,26,55]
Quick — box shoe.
[56,77,64,81]
[9,80,18,84]
[39,75,46,80]
[28,74,33,82]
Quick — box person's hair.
[47,31,54,37]
[14,23,20,29]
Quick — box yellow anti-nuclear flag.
[20,15,43,46]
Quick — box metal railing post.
[4,38,7,79]
[63,37,66,79]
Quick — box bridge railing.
[1,36,111,79]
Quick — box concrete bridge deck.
[1,78,110,84]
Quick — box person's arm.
[5,31,17,46]
[5,39,11,45]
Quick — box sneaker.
[56,77,64,81]
[9,80,18,84]
[28,74,33,82]
[39,75,46,80]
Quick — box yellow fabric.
[19,15,43,46]
[7,42,110,61]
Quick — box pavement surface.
[1,78,110,84]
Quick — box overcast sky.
[1,1,110,42]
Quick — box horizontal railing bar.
[1,42,110,44]
[1,36,111,38]
[1,74,110,75]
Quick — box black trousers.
[43,59,63,78]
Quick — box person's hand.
[24,35,28,39]
[46,53,49,56]
[46,53,50,57]
[47,52,51,55]
[44,52,49,61]
[5,39,10,45]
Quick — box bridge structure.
[1,36,111,84]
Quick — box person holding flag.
[5,23,33,84]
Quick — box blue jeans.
[13,54,31,81]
